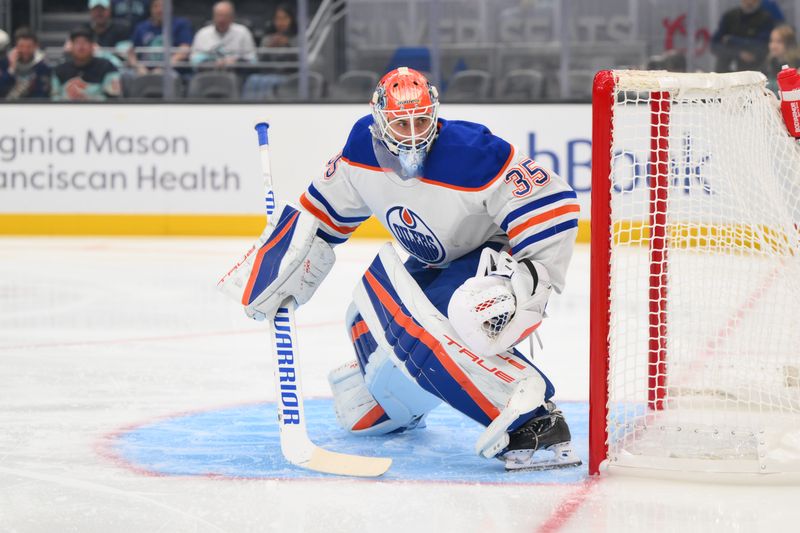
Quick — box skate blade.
[505,458,582,472]
[503,443,583,472]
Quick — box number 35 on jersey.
[503,158,550,198]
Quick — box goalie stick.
[254,122,392,477]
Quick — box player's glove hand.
[448,249,551,356]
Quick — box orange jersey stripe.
[507,204,581,240]
[351,403,387,431]
[299,193,358,235]
[350,320,370,342]
[363,270,501,421]
[340,156,388,173]
[241,211,300,306]
[418,145,516,192]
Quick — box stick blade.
[296,447,392,478]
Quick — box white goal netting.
[604,70,800,474]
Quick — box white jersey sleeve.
[485,148,580,292]
[299,151,373,246]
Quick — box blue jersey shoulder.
[342,115,381,169]
[423,119,512,189]
[340,116,513,185]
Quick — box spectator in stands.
[0,29,9,54]
[261,3,297,49]
[711,0,775,72]
[111,0,150,30]
[761,0,785,22]
[246,3,298,97]
[0,29,12,96]
[128,0,192,74]
[764,24,800,92]
[89,0,131,48]
[52,27,121,101]
[63,0,131,56]
[191,1,256,67]
[0,28,51,100]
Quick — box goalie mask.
[370,67,439,179]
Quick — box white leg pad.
[475,375,548,458]
[328,353,440,436]
[352,243,547,418]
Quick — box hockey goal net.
[590,70,800,476]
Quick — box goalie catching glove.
[448,248,551,356]
[217,202,335,319]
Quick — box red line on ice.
[536,477,599,532]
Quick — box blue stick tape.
[255,122,270,146]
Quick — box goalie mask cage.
[590,70,800,477]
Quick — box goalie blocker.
[217,201,335,321]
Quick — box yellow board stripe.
[0,214,593,243]
[613,220,797,254]
[576,219,590,245]
[0,214,265,236]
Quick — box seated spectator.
[111,0,150,30]
[261,3,297,49]
[0,29,12,95]
[128,0,192,74]
[764,24,800,92]
[64,0,131,60]
[245,3,299,98]
[762,0,785,22]
[711,0,775,72]
[90,0,131,48]
[0,28,51,100]
[52,27,121,101]
[191,1,256,67]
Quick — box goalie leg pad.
[329,361,396,435]
[350,310,380,373]
[329,306,441,435]
[353,243,552,429]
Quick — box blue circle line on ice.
[102,399,590,484]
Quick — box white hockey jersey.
[298,115,579,291]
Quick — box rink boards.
[0,103,592,241]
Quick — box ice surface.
[106,399,589,483]
[1,238,798,532]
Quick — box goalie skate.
[499,402,582,472]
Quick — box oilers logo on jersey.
[386,206,446,265]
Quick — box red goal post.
[590,69,800,477]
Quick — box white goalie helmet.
[370,67,440,178]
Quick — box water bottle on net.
[777,64,800,138]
